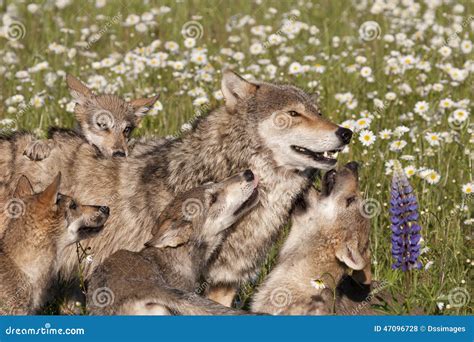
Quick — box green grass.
[0,0,472,315]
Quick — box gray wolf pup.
[0,174,109,315]
[251,162,371,315]
[0,69,353,307]
[87,170,259,315]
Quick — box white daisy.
[379,129,392,140]
[359,130,376,146]
[389,140,407,152]
[425,132,442,146]
[461,183,473,195]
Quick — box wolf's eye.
[288,111,300,117]
[346,196,356,207]
[69,201,77,210]
[209,193,218,205]
[123,126,132,135]
[55,194,63,205]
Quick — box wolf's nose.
[336,127,353,144]
[243,169,254,182]
[99,206,110,215]
[112,151,126,158]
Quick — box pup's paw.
[24,140,53,161]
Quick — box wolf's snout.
[99,206,110,215]
[112,151,126,158]
[335,127,353,145]
[243,169,254,182]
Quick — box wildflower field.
[0,0,472,315]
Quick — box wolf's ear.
[221,68,257,112]
[66,74,93,105]
[14,175,35,197]
[145,219,192,248]
[129,94,160,122]
[335,240,367,271]
[38,173,61,207]
[351,249,372,285]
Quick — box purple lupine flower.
[390,161,422,271]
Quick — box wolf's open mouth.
[78,225,105,234]
[234,188,259,216]
[291,145,340,165]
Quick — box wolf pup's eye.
[209,193,218,205]
[55,194,63,205]
[123,126,132,135]
[69,201,77,210]
[346,196,356,207]
[288,111,300,117]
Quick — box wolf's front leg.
[24,139,54,161]
[206,285,237,307]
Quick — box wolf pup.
[0,174,109,315]
[251,162,371,315]
[87,170,259,315]
[23,74,160,160]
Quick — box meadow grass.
[0,0,472,315]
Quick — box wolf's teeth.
[333,152,339,158]
[323,151,329,158]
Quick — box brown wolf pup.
[0,69,352,308]
[251,162,371,315]
[23,75,160,160]
[0,174,109,315]
[0,76,159,196]
[87,170,259,315]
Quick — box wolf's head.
[66,75,160,158]
[7,174,109,250]
[316,162,371,278]
[221,69,352,171]
[146,170,259,256]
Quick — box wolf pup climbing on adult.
[0,75,159,196]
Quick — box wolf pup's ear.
[145,219,192,248]
[14,175,35,197]
[129,94,160,123]
[335,240,367,271]
[351,249,372,285]
[221,68,257,113]
[66,75,93,105]
[38,173,62,207]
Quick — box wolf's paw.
[24,140,53,161]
